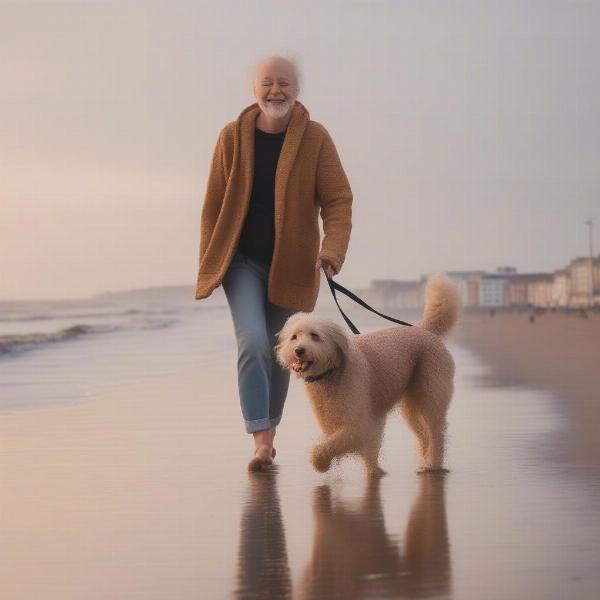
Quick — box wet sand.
[449,311,600,474]
[1,312,600,598]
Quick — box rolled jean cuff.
[245,414,283,434]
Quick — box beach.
[1,296,600,598]
[449,311,600,475]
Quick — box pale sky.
[1,0,598,300]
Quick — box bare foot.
[248,445,274,472]
[417,467,450,475]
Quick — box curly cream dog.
[275,274,461,476]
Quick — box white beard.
[263,99,293,119]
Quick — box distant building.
[504,273,552,307]
[569,257,591,306]
[568,256,600,307]
[528,274,554,307]
[479,274,510,307]
[370,279,423,310]
[496,266,518,275]
[363,256,600,311]
[442,271,485,307]
[551,269,570,307]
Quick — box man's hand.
[315,258,337,279]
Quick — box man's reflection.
[234,469,292,600]
[299,474,451,599]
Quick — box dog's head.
[275,313,349,381]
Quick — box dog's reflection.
[234,469,292,600]
[234,472,451,599]
[298,475,451,599]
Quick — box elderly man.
[195,55,353,471]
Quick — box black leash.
[326,275,413,334]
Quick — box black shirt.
[236,126,287,266]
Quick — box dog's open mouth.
[291,360,313,373]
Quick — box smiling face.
[275,314,349,381]
[252,56,300,120]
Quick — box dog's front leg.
[310,428,358,473]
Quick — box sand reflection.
[298,474,451,599]
[234,469,293,599]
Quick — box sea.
[0,284,374,412]
[0,286,237,411]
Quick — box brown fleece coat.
[194,100,353,312]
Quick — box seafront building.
[445,271,486,307]
[568,257,600,307]
[367,279,424,310]
[551,269,570,307]
[367,255,600,310]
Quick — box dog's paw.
[310,445,331,473]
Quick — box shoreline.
[2,306,599,598]
[448,311,600,475]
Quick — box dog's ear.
[322,321,350,355]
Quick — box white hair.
[246,53,302,91]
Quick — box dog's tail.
[417,273,461,338]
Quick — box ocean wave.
[0,307,178,323]
[0,318,178,358]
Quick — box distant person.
[195,55,353,471]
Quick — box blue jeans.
[222,249,296,434]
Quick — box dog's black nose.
[294,346,305,357]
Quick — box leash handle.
[326,275,413,335]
